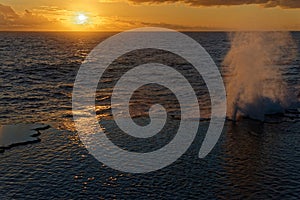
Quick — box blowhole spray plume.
[223,32,298,121]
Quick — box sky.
[0,0,300,31]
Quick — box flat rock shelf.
[0,124,50,152]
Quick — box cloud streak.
[128,0,300,8]
[114,19,224,30]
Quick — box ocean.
[0,31,299,199]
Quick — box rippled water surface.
[0,32,299,199]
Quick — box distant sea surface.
[0,32,299,199]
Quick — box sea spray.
[223,32,297,121]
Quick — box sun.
[75,13,89,25]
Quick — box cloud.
[114,19,224,30]
[37,6,62,12]
[0,4,18,25]
[0,4,18,18]
[127,0,300,8]
[0,4,64,30]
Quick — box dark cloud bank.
[129,0,300,8]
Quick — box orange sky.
[0,0,300,31]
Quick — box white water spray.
[223,32,297,121]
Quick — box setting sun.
[75,13,89,25]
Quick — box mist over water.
[223,32,298,121]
